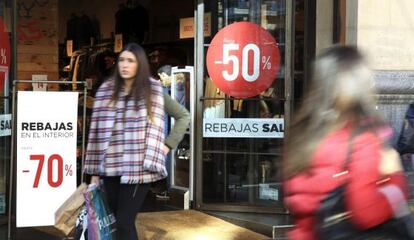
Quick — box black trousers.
[103,176,150,240]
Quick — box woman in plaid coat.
[84,43,168,240]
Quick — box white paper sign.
[203,118,284,138]
[259,184,279,201]
[32,74,48,91]
[0,114,11,137]
[16,91,78,227]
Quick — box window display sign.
[16,91,78,227]
[203,118,284,138]
[0,17,10,92]
[259,184,279,201]
[206,21,280,98]
[179,12,211,39]
[0,114,11,137]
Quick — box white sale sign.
[16,91,78,227]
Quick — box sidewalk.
[0,192,284,240]
[136,210,269,240]
[0,215,63,240]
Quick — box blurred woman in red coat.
[283,46,409,239]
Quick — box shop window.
[200,0,307,210]
[0,0,12,215]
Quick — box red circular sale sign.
[0,17,10,68]
[206,22,280,98]
[0,17,10,92]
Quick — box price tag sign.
[66,40,73,57]
[206,22,280,98]
[114,34,123,53]
[16,91,78,227]
[32,74,48,91]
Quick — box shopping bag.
[75,206,88,240]
[84,184,116,240]
[55,183,88,236]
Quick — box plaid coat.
[84,78,166,184]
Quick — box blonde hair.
[284,46,382,178]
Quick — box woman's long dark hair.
[111,43,153,120]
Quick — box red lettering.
[184,26,193,31]
[17,20,43,41]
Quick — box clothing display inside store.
[64,44,115,91]
[66,13,100,49]
[59,4,193,189]
[58,42,116,185]
[203,77,227,119]
[148,47,189,77]
[115,1,149,44]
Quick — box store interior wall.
[17,0,59,90]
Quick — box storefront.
[194,0,315,214]
[3,0,319,237]
[3,0,316,216]
[3,0,414,238]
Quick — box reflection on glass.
[0,0,11,215]
[201,0,302,209]
[172,72,190,111]
[203,153,283,206]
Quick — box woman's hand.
[90,175,100,187]
[379,148,403,176]
[163,144,170,155]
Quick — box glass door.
[194,0,313,213]
[0,0,12,216]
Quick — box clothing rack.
[80,42,114,51]
[67,44,115,91]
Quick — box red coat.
[284,126,408,240]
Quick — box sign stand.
[8,80,87,240]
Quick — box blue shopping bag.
[84,185,117,240]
